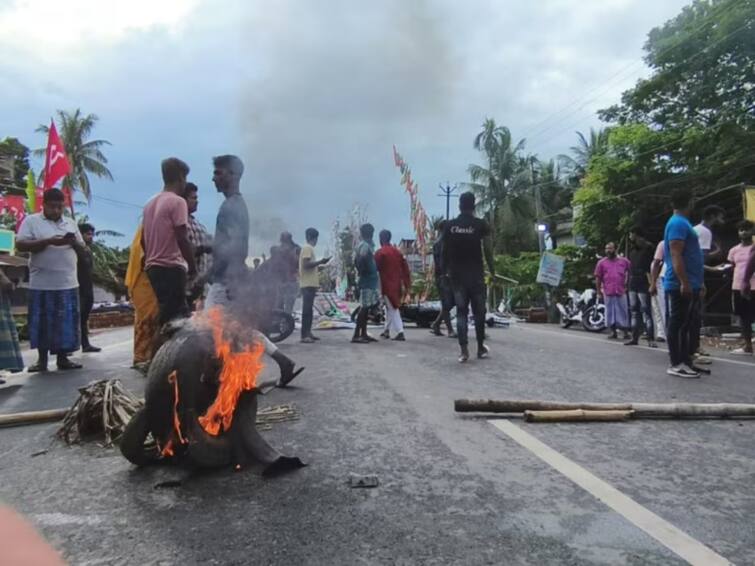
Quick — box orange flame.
[198,307,265,436]
[160,370,187,457]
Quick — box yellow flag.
[744,186,755,222]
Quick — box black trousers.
[301,287,317,338]
[452,278,487,348]
[665,289,701,367]
[433,276,455,331]
[733,291,754,344]
[146,266,188,326]
[628,289,654,341]
[79,286,94,347]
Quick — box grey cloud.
[236,0,461,254]
[0,0,691,251]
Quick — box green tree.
[90,243,129,298]
[572,124,679,246]
[35,109,113,200]
[599,0,755,193]
[0,137,31,188]
[535,158,572,217]
[558,128,609,185]
[466,119,535,254]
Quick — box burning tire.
[123,317,305,475]
[119,407,162,466]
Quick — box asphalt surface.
[1,322,754,565]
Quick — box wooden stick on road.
[0,409,68,428]
[455,399,755,419]
[524,409,634,422]
[455,400,633,413]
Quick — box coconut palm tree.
[558,128,609,185]
[35,109,113,201]
[465,119,531,253]
[536,159,572,217]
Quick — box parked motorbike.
[556,289,606,332]
[350,303,385,326]
[260,309,296,343]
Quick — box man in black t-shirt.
[442,192,496,362]
[625,226,656,348]
[430,220,456,338]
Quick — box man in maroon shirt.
[375,230,411,341]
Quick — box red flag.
[43,120,72,189]
[34,188,44,212]
[62,186,75,214]
[4,195,28,230]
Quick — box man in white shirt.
[692,205,725,360]
[693,205,725,261]
[649,240,667,341]
[16,189,86,372]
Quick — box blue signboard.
[0,229,14,253]
[536,252,565,287]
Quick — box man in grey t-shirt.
[205,155,303,387]
[16,189,85,372]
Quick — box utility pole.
[437,183,458,220]
[531,159,544,254]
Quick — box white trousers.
[383,298,404,335]
[205,282,278,355]
[651,282,666,340]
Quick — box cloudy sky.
[0,0,690,254]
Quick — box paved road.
[1,322,754,565]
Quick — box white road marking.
[516,325,754,368]
[491,419,732,566]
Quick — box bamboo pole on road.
[455,399,755,419]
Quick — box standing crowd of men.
[125,156,303,385]
[594,189,754,378]
[6,163,750,380]
[347,191,496,363]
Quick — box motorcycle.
[350,303,385,326]
[260,309,296,343]
[556,289,606,332]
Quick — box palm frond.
[95,229,124,238]
[81,156,114,180]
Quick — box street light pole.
[437,183,458,220]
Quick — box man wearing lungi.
[352,223,379,344]
[595,242,631,341]
[17,189,85,372]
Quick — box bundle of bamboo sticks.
[454,399,755,422]
[57,380,144,445]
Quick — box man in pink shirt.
[142,157,196,327]
[595,242,631,339]
[726,220,754,354]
